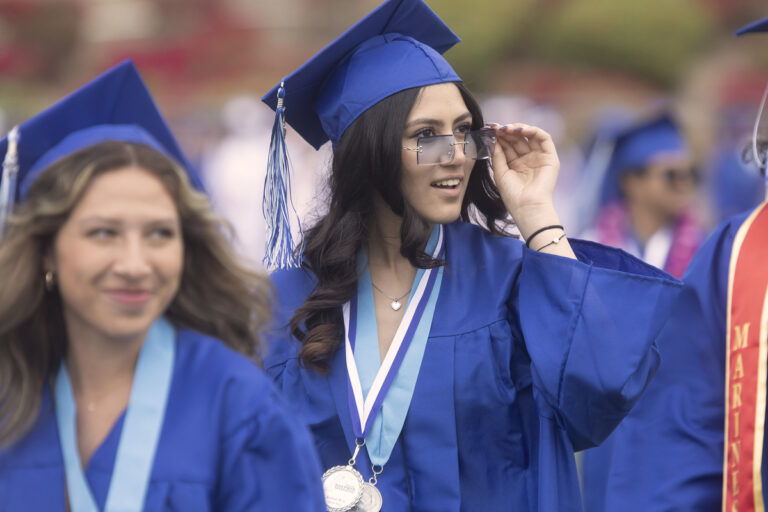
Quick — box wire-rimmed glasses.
[746,79,768,176]
[403,127,496,166]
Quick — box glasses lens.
[417,135,455,165]
[465,128,496,161]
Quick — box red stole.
[724,201,768,512]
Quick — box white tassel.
[0,126,20,241]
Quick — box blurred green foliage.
[528,0,714,88]
[436,0,535,87]
[434,0,714,90]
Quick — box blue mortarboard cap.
[736,16,768,36]
[260,0,461,269]
[599,113,688,206]
[262,0,461,149]
[0,59,203,209]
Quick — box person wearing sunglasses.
[580,21,768,512]
[583,112,705,279]
[261,1,681,510]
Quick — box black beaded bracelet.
[525,224,564,249]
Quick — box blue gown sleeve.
[582,216,741,511]
[263,269,316,385]
[214,383,326,511]
[515,239,682,450]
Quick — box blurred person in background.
[261,0,682,510]
[706,106,766,225]
[581,18,768,511]
[583,112,705,278]
[0,61,325,511]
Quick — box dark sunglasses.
[658,167,700,187]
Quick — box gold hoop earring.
[44,271,55,292]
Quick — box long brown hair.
[0,141,271,446]
[290,83,511,373]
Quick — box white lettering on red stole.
[729,322,750,505]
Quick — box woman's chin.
[417,208,463,226]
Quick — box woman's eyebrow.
[405,112,472,129]
[405,117,442,129]
[454,112,472,124]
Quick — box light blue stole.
[54,317,175,512]
[344,225,444,466]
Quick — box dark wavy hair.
[290,82,511,373]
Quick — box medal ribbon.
[343,225,444,465]
[724,201,768,512]
[55,317,175,512]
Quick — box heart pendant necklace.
[371,281,410,311]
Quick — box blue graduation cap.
[735,16,768,36]
[261,0,461,268]
[599,113,689,206]
[0,60,203,239]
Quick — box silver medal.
[353,482,383,512]
[322,465,364,512]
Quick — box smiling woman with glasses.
[260,1,682,510]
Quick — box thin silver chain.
[370,281,410,302]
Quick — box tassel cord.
[263,85,304,269]
[0,126,20,241]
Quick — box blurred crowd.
[4,2,768,510]
[1,0,767,268]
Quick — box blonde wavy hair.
[0,141,271,445]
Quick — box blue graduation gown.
[0,329,326,511]
[581,211,752,511]
[266,221,681,511]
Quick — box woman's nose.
[112,236,152,278]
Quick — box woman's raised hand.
[489,123,574,258]
[490,123,559,219]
